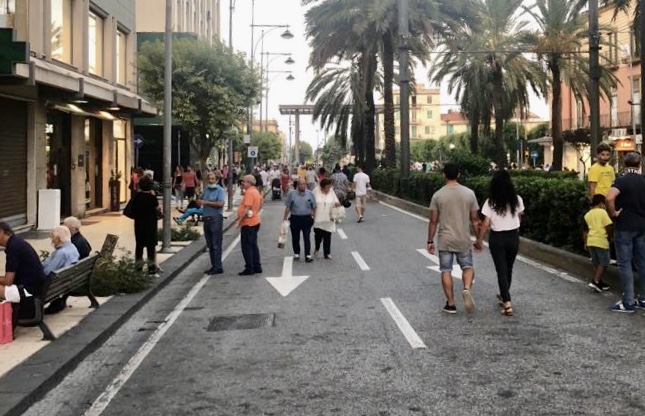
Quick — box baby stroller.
[271,178,282,200]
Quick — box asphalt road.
[24,197,645,416]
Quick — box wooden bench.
[17,233,119,341]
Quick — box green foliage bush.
[372,169,588,253]
[92,250,153,296]
[157,224,201,242]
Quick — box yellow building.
[376,84,443,150]
[136,0,221,42]
[440,110,548,137]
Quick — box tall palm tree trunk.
[382,31,397,169]
[492,69,507,168]
[550,59,563,171]
[364,55,378,172]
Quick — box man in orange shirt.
[237,174,263,275]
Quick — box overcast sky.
[220,0,549,151]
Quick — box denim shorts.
[438,250,474,272]
[588,246,610,267]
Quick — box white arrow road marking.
[381,298,426,349]
[351,251,370,271]
[265,256,310,297]
[337,229,348,240]
[417,249,462,280]
[84,235,241,416]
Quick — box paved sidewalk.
[0,190,242,381]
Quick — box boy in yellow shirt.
[583,194,613,292]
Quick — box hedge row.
[371,169,588,253]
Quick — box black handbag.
[347,191,356,201]
[123,199,135,219]
[340,197,351,208]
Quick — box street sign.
[243,134,251,144]
[134,134,145,149]
[530,151,539,159]
[247,146,258,158]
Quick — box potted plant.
[109,170,122,211]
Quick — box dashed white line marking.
[84,235,241,416]
[380,298,427,349]
[337,229,348,240]
[351,251,370,271]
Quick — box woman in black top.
[131,176,162,275]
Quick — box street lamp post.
[263,70,295,137]
[261,52,294,132]
[227,0,234,211]
[161,0,173,253]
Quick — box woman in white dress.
[313,178,341,259]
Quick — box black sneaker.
[588,281,602,293]
[305,255,313,263]
[598,280,611,291]
[442,302,457,314]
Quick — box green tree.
[137,38,260,168]
[526,0,616,170]
[252,131,283,165]
[321,136,348,169]
[291,141,313,164]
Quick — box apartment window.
[51,0,73,64]
[633,77,641,126]
[576,100,583,128]
[606,32,618,66]
[411,111,417,122]
[424,126,430,135]
[426,95,432,104]
[411,96,417,107]
[411,126,417,139]
[88,11,104,76]
[426,110,433,119]
[447,124,454,135]
[3,0,15,13]
[394,96,399,105]
[116,30,127,85]
[632,25,640,58]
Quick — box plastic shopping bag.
[278,220,289,249]
[0,302,13,344]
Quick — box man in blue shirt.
[42,226,80,276]
[198,171,226,275]
[283,178,317,262]
[0,222,48,302]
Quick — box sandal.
[501,302,513,316]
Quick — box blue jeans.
[203,215,223,271]
[178,207,203,222]
[614,229,645,305]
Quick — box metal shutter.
[0,98,27,226]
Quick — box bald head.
[624,152,641,168]
[243,174,256,185]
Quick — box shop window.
[89,11,104,76]
[51,0,73,64]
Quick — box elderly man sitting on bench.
[0,222,48,303]
[42,226,79,276]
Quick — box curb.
[372,190,622,290]
[0,214,239,416]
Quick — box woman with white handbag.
[313,178,343,259]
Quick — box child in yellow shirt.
[583,194,613,292]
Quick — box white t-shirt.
[353,172,371,196]
[260,170,269,185]
[269,169,280,181]
[481,196,524,231]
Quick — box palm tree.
[430,0,545,165]
[526,0,616,171]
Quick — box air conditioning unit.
[0,13,14,28]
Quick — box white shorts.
[3,285,32,303]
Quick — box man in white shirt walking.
[352,165,371,223]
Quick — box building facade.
[136,0,221,42]
[560,1,641,152]
[375,84,443,151]
[0,0,156,228]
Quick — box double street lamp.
[259,52,294,131]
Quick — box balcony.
[562,111,640,132]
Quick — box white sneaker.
[463,289,475,314]
[294,254,300,260]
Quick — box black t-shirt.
[613,172,645,231]
[5,235,47,295]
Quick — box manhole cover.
[207,313,275,332]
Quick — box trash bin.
[38,189,61,230]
